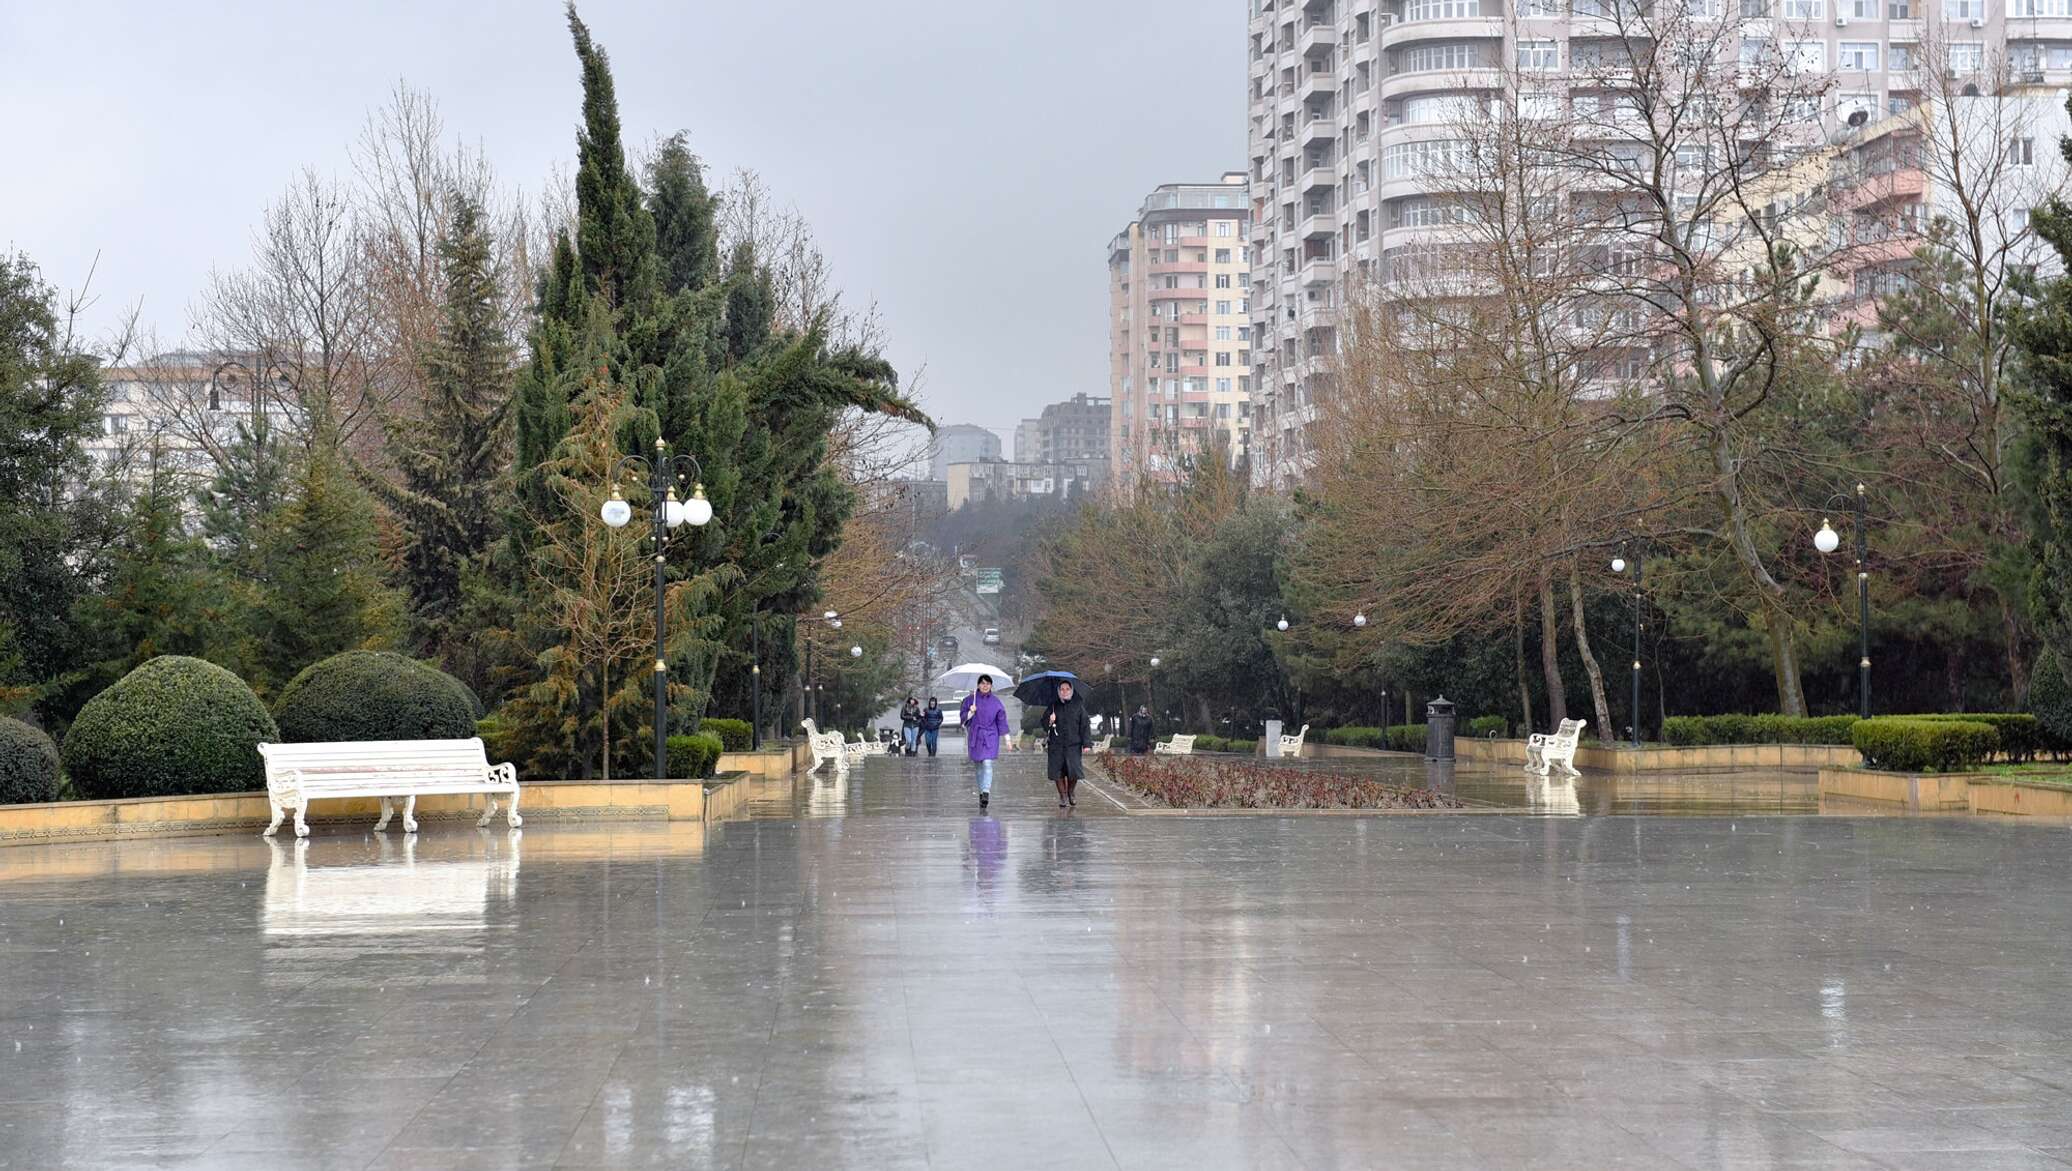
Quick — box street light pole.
[750,614,762,751]
[1611,549,1644,747]
[1814,483,1872,719]
[600,438,712,780]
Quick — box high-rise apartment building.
[1244,0,2072,487]
[1108,175,1254,490]
[928,424,1004,480]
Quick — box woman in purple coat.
[959,674,1016,811]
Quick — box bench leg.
[401,795,418,834]
[476,798,498,828]
[506,784,522,828]
[263,796,284,838]
[374,797,394,832]
[292,798,310,838]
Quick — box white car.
[982,627,1001,645]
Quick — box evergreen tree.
[195,414,291,577]
[72,444,224,693]
[368,194,515,656]
[248,446,402,696]
[648,132,719,297]
[2011,94,2072,663]
[0,252,114,720]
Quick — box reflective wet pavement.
[3,749,2071,1168]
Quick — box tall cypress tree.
[370,194,514,656]
[648,132,719,298]
[2013,92,2072,686]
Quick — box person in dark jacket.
[1128,705,1154,754]
[921,697,944,756]
[1045,680,1094,808]
[899,696,922,756]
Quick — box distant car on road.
[982,627,1001,645]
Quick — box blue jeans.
[923,730,939,756]
[975,758,994,794]
[902,726,918,751]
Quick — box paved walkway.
[1,750,2070,1168]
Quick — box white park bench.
[801,719,846,772]
[843,732,881,766]
[1525,718,1587,776]
[1279,723,1312,757]
[257,738,520,838]
[1093,735,1114,753]
[1153,734,1198,755]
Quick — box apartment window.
[1739,37,1769,67]
[1216,220,1235,236]
[1215,273,1232,288]
[1948,0,1983,16]
[1214,248,1233,263]
[107,413,130,434]
[1887,0,1910,13]
[1888,43,1914,70]
[1384,139,1472,178]
[1405,0,1482,18]
[1848,0,1877,13]
[1216,300,1232,314]
[1216,326,1233,340]
[1787,37,1826,71]
[1404,94,1483,123]
[1838,42,1878,69]
[1674,143,1710,170]
[1394,195,1477,226]
[1238,326,1251,341]
[1517,39,1559,70]
[2015,0,2072,13]
[1950,41,1985,71]
[1238,350,1251,365]
[1520,0,1560,13]
[1217,378,1233,393]
[1781,0,1823,15]
[1400,43,1478,72]
[1238,273,1251,289]
[2010,136,2036,165]
[1741,0,1772,14]
[1215,352,1233,367]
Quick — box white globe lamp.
[1353,611,1368,628]
[600,490,632,528]
[1814,520,1840,555]
[1611,556,1627,574]
[685,484,713,526]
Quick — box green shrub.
[0,717,61,806]
[1387,724,1428,753]
[1914,713,2041,762]
[1194,736,1256,754]
[1465,715,1508,738]
[1324,726,1386,748]
[1660,713,1859,746]
[667,733,725,779]
[1852,717,1998,772]
[273,651,481,744]
[701,718,752,753]
[2029,648,2072,756]
[62,656,278,799]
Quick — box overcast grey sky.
[0,1,1244,444]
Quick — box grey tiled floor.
[1,750,2069,1169]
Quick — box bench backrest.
[1550,719,1586,750]
[1165,734,1197,751]
[259,738,490,789]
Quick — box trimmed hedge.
[0,717,61,806]
[1660,714,1860,746]
[62,656,278,799]
[1912,713,2041,763]
[701,718,752,753]
[1388,724,1428,753]
[273,651,482,744]
[2030,648,2072,755]
[1465,715,1508,738]
[1852,717,1998,772]
[1324,726,1385,748]
[667,733,725,779]
[1193,735,1258,754]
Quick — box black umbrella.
[1013,671,1085,708]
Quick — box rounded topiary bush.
[273,651,482,744]
[0,716,62,806]
[2029,647,2072,755]
[62,656,278,799]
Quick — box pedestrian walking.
[921,697,944,756]
[899,696,922,756]
[1045,679,1093,808]
[958,675,1015,812]
[1128,704,1154,755]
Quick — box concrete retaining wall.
[1453,739,1858,773]
[1818,767,2072,817]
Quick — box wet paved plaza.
[3,750,2072,1169]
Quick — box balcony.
[1148,260,1209,275]
[1379,67,1500,103]
[1302,115,1340,145]
[1148,286,1205,301]
[1178,312,1210,326]
[1834,166,1926,210]
[1382,15,1503,48]
[1301,209,1339,238]
[1301,68,1338,100]
[1300,255,1339,286]
[1301,164,1336,193]
[1300,22,1341,54]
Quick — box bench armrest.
[489,762,517,787]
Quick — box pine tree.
[2011,94,2072,664]
[195,414,291,577]
[73,444,224,693]
[249,445,402,696]
[0,252,115,720]
[368,194,515,655]
[648,132,719,298]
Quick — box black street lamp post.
[600,438,712,781]
[1814,484,1872,719]
[1612,548,1644,747]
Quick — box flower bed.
[1096,752,1463,810]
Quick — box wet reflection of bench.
[263,833,519,939]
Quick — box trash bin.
[1425,695,1457,762]
[1263,719,1284,758]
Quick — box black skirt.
[1047,740,1085,781]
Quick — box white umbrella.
[933,662,1015,691]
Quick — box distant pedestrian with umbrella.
[959,675,1015,812]
[1017,671,1092,808]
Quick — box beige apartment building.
[1107,175,1254,490]
[1245,0,2072,488]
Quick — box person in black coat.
[1127,705,1154,754]
[899,696,922,755]
[1045,680,1094,808]
[920,697,944,756]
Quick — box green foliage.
[250,446,402,696]
[1659,714,1860,745]
[648,133,719,297]
[1852,717,1999,773]
[273,651,481,744]
[1324,726,1387,748]
[700,717,751,752]
[69,449,225,698]
[2013,126,2072,678]
[195,414,290,580]
[1388,724,1428,753]
[0,251,117,722]
[61,656,278,799]
[1911,713,2043,762]
[2028,647,2072,752]
[1466,715,1509,738]
[666,732,724,779]
[1193,735,1257,754]
[0,716,60,805]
